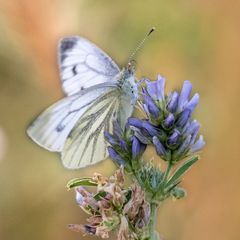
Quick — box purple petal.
[119,139,128,151]
[177,135,191,155]
[128,118,143,129]
[176,109,191,127]
[142,121,159,137]
[76,189,84,205]
[145,75,165,101]
[177,81,192,112]
[153,136,167,158]
[163,113,175,129]
[104,131,118,145]
[132,136,146,159]
[184,120,200,135]
[185,93,199,113]
[143,94,160,118]
[108,147,125,166]
[167,91,179,112]
[191,135,205,152]
[167,129,180,146]
[129,126,152,144]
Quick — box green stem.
[148,201,158,240]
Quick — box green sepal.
[67,177,97,189]
[165,155,199,189]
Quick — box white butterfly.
[27,36,138,169]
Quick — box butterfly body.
[27,36,138,169]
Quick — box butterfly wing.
[27,86,116,152]
[61,87,124,169]
[59,36,120,96]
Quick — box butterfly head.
[117,67,138,105]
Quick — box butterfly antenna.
[128,27,156,64]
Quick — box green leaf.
[67,178,97,189]
[165,155,199,189]
[94,191,107,201]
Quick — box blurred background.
[0,0,240,239]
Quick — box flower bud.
[143,94,160,118]
[153,136,170,161]
[132,136,146,159]
[176,109,191,127]
[185,93,199,113]
[107,147,125,166]
[191,135,205,153]
[167,91,179,112]
[177,80,192,112]
[167,129,180,146]
[163,113,175,129]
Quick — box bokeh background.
[0,1,240,239]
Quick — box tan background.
[0,1,240,239]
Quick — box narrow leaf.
[94,191,107,201]
[165,155,199,188]
[67,178,97,189]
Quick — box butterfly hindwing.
[59,36,120,96]
[62,88,121,169]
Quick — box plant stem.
[148,201,159,240]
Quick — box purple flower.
[176,109,191,127]
[167,91,179,112]
[108,147,125,166]
[185,93,199,113]
[167,129,180,146]
[153,136,170,161]
[143,93,160,118]
[163,113,175,129]
[132,136,147,160]
[104,131,118,145]
[145,75,166,101]
[177,80,192,112]
[191,135,205,153]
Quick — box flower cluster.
[104,121,146,172]
[68,168,150,240]
[68,75,205,240]
[128,75,205,163]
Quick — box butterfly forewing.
[27,86,114,152]
[59,37,120,96]
[28,36,137,169]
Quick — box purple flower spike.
[185,93,199,113]
[167,91,179,112]
[191,135,205,153]
[107,147,125,166]
[177,81,192,112]
[167,129,180,146]
[176,109,191,127]
[163,113,175,129]
[145,75,166,101]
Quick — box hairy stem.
[148,201,159,240]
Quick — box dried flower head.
[68,168,150,240]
